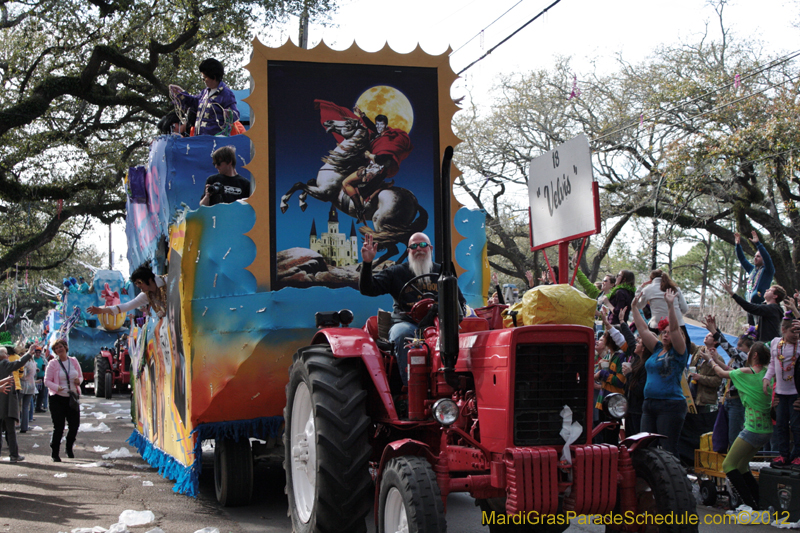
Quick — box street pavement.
[0,393,783,533]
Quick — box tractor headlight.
[432,398,458,426]
[602,393,628,420]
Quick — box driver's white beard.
[409,253,433,278]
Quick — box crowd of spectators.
[485,229,798,509]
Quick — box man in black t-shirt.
[200,145,251,206]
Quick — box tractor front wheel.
[378,456,446,533]
[607,447,697,533]
[284,345,371,533]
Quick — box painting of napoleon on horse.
[279,99,427,266]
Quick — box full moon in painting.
[355,86,414,133]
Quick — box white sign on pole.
[527,134,598,250]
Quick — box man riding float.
[359,232,465,387]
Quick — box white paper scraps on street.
[102,447,133,459]
[79,422,111,433]
[118,509,155,526]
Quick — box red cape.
[369,127,413,173]
[314,100,358,143]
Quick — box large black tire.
[104,371,113,399]
[95,355,110,398]
[214,437,253,507]
[284,345,371,533]
[378,456,446,533]
[476,498,568,533]
[607,447,697,533]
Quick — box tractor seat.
[364,315,395,354]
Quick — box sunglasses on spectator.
[408,242,430,250]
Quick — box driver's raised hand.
[361,233,378,263]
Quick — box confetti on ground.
[74,462,113,468]
[119,509,155,526]
[94,445,110,452]
[103,447,133,459]
[79,422,111,433]
[54,473,68,478]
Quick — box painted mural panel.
[271,62,440,289]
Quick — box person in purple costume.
[169,58,239,136]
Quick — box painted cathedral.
[309,207,359,267]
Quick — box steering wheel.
[400,273,440,300]
[401,273,440,324]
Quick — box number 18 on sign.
[527,134,600,251]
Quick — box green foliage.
[456,6,800,294]
[0,0,337,280]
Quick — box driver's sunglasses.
[408,242,430,250]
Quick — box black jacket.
[359,262,466,323]
[731,294,782,342]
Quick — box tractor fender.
[311,328,397,419]
[620,432,665,453]
[373,439,437,526]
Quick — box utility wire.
[457,0,562,76]
[594,71,800,154]
[591,48,800,144]
[450,0,526,57]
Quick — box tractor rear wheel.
[94,356,110,398]
[104,371,113,399]
[284,345,371,533]
[378,456,445,533]
[214,437,253,507]
[606,447,697,533]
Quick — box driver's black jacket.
[359,261,466,324]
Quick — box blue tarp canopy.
[684,320,739,364]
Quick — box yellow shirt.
[8,354,22,390]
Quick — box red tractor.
[283,150,697,533]
[94,335,131,399]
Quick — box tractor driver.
[359,232,466,386]
[87,265,168,319]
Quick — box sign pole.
[558,241,569,284]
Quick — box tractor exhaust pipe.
[438,146,460,388]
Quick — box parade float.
[43,269,133,391]
[122,39,488,504]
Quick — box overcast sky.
[265,0,798,104]
[106,0,799,274]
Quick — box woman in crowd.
[612,306,647,437]
[704,316,753,445]
[631,289,689,456]
[608,270,635,325]
[44,339,81,462]
[20,353,37,433]
[595,308,635,443]
[636,269,690,339]
[0,345,33,462]
[762,315,800,467]
[706,342,771,509]
[687,332,723,414]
